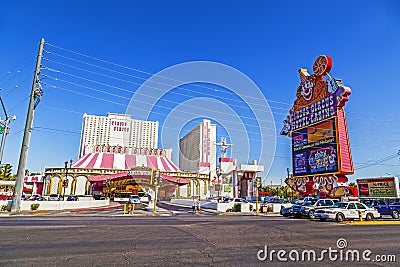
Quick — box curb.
[70,204,122,213]
[343,220,400,225]
[160,201,219,214]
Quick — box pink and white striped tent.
[72,152,181,172]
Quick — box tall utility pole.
[10,38,44,212]
[0,97,16,164]
[215,137,233,158]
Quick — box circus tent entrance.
[88,166,190,202]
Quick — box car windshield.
[331,202,348,208]
[302,200,317,206]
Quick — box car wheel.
[391,210,399,219]
[336,213,345,222]
[308,210,315,219]
[365,213,374,221]
[319,218,327,222]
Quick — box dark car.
[28,194,44,201]
[280,206,294,217]
[67,195,79,201]
[300,198,338,219]
[292,198,319,218]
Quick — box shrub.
[249,204,254,211]
[233,203,241,212]
[267,206,273,212]
[226,208,232,212]
[30,203,40,211]
[1,204,7,211]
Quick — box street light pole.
[63,160,72,200]
[64,161,68,200]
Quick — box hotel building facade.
[79,113,159,157]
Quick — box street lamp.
[63,159,72,200]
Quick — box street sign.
[0,125,4,134]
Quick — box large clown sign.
[282,56,354,197]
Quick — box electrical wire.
[44,42,400,121]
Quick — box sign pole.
[153,185,158,214]
[256,186,259,215]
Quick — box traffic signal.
[151,175,157,185]
[63,179,69,188]
[255,177,261,189]
[3,164,12,179]
[151,169,160,185]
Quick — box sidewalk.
[161,201,280,216]
[160,201,219,214]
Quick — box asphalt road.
[0,214,399,267]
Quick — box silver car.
[48,194,62,201]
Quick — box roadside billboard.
[356,177,400,199]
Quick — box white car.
[314,201,380,222]
[128,195,141,204]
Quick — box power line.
[44,42,400,121]
[41,52,400,128]
[40,75,400,139]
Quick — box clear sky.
[1,0,400,184]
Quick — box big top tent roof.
[72,153,181,172]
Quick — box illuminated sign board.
[293,118,338,176]
[357,177,400,199]
[285,55,354,178]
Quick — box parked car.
[66,195,79,201]
[299,198,338,219]
[128,195,140,204]
[48,194,62,201]
[314,201,380,222]
[362,199,400,219]
[139,194,151,203]
[28,194,44,201]
[280,206,294,217]
[292,198,319,218]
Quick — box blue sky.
[1,1,400,184]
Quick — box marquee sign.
[283,56,354,196]
[357,177,400,199]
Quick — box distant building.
[179,119,217,175]
[79,113,158,157]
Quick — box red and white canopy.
[72,153,181,172]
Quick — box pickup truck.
[362,199,400,219]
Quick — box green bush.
[226,208,232,212]
[1,204,7,211]
[233,203,241,212]
[30,203,40,211]
[249,204,254,211]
